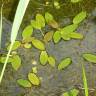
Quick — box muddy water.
[0,0,96,96]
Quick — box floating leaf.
[44,31,53,43]
[0,57,12,63]
[58,58,72,70]
[40,51,48,65]
[45,12,54,23]
[53,31,61,43]
[83,53,96,63]
[48,20,59,28]
[36,14,45,28]
[31,20,41,29]
[73,11,87,24]
[24,43,32,49]
[48,56,55,67]
[60,24,78,40]
[62,89,79,96]
[69,32,83,39]
[11,55,21,70]
[7,41,21,51]
[71,0,82,3]
[32,38,45,50]
[32,67,37,74]
[22,25,33,40]
[28,73,40,85]
[61,24,78,34]
[17,79,32,88]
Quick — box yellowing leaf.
[32,67,37,74]
[17,79,32,88]
[58,58,72,70]
[32,38,45,50]
[73,11,87,24]
[45,12,54,23]
[83,53,96,63]
[48,20,59,28]
[48,56,55,67]
[24,43,32,49]
[69,32,83,39]
[71,0,82,3]
[7,41,21,51]
[28,73,40,85]
[53,31,61,43]
[11,55,21,70]
[22,25,33,40]
[40,51,48,65]
[36,14,45,28]
[44,31,53,43]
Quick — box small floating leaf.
[40,51,48,65]
[31,20,40,29]
[32,38,45,50]
[45,12,54,23]
[69,32,83,39]
[28,73,40,85]
[73,11,87,24]
[48,56,55,67]
[11,55,21,70]
[53,31,61,43]
[44,31,53,43]
[61,24,78,34]
[83,53,96,63]
[0,57,12,63]
[17,79,32,88]
[24,43,32,49]
[32,67,37,74]
[71,0,82,3]
[62,88,79,96]
[48,20,59,28]
[58,58,72,70]
[36,14,45,28]
[22,25,33,40]
[7,41,21,51]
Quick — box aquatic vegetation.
[83,53,96,63]
[71,0,82,3]
[40,51,48,65]
[17,79,32,88]
[48,56,55,67]
[28,73,40,86]
[0,0,30,83]
[58,58,72,70]
[82,64,88,96]
[62,88,79,96]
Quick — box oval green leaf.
[58,57,72,70]
[73,11,87,24]
[69,32,83,39]
[11,55,21,70]
[40,51,48,65]
[53,31,61,43]
[22,25,33,40]
[48,56,55,67]
[32,38,45,50]
[17,79,32,88]
[45,12,54,23]
[28,73,40,85]
[36,14,45,28]
[83,53,96,63]
[7,41,21,51]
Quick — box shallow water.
[1,0,96,96]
